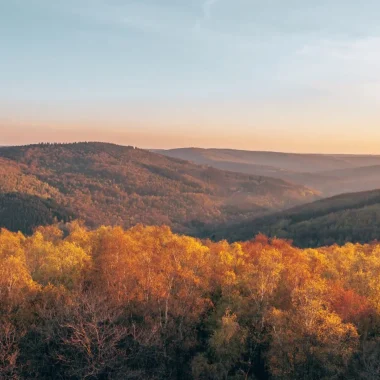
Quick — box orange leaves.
[1,222,380,378]
[328,284,375,325]
[88,225,213,331]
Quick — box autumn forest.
[1,143,380,379]
[1,222,380,379]
[4,0,380,377]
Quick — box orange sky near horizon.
[2,120,380,155]
[2,1,380,155]
[2,89,380,154]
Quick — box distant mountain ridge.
[154,148,380,196]
[153,148,380,171]
[0,142,318,234]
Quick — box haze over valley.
[155,148,380,196]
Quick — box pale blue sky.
[1,0,380,152]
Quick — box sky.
[1,0,380,153]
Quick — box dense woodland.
[0,193,74,234]
[0,143,317,235]
[214,189,380,247]
[1,222,380,379]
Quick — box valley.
[155,148,380,196]
[207,188,380,247]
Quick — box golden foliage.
[0,223,380,379]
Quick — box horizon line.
[1,141,380,157]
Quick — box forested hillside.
[212,189,380,247]
[1,223,379,379]
[0,143,318,234]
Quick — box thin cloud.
[276,36,380,101]
[194,0,221,32]
[203,0,220,20]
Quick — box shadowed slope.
[0,192,74,234]
[208,189,380,247]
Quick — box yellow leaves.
[0,230,38,307]
[88,225,213,327]
[305,248,329,275]
[63,221,93,253]
[36,242,91,288]
[219,249,234,267]
[241,247,284,304]
[318,242,380,313]
[223,270,237,286]
[292,278,327,305]
[25,229,92,289]
[268,289,359,379]
[0,229,26,260]
[0,222,378,375]
[0,255,36,293]
[1,222,380,379]
[2,223,380,319]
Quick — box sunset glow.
[1,1,380,152]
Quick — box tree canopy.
[0,222,379,379]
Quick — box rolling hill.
[155,148,380,196]
[209,189,380,247]
[0,143,318,234]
